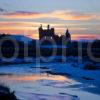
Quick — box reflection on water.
[0,64,100,100]
[0,73,70,82]
[0,71,78,100]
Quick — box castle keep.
[39,25,71,43]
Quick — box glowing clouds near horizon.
[0,10,100,40]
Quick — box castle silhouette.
[39,25,71,44]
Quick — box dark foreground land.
[0,85,17,100]
[0,34,100,61]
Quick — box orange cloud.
[72,34,100,40]
[0,10,100,20]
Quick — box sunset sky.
[0,0,100,40]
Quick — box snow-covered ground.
[0,59,100,100]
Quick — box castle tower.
[39,24,43,40]
[65,29,71,41]
[47,25,50,30]
[39,25,55,40]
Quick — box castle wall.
[38,25,71,43]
